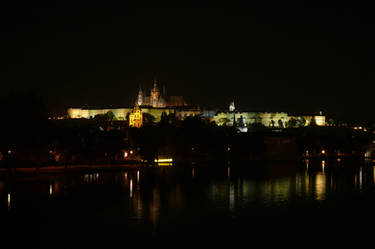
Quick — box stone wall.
[213,112,326,127]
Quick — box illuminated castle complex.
[67,79,200,122]
[66,79,326,129]
[137,79,187,108]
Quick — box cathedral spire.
[137,85,143,106]
[153,79,158,91]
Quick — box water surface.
[1,160,374,247]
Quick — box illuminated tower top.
[137,86,143,106]
[229,101,235,112]
[150,79,160,106]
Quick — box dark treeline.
[0,93,374,167]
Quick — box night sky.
[1,4,374,120]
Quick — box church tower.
[137,86,143,106]
[150,79,160,107]
[129,102,143,128]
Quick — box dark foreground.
[1,160,375,248]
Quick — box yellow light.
[337,158,341,162]
[49,184,53,196]
[130,150,134,154]
[137,170,140,182]
[158,163,172,166]
[154,158,173,162]
[321,150,326,155]
[8,193,10,209]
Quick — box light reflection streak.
[130,179,133,198]
[49,184,53,196]
[137,170,140,183]
[227,166,231,177]
[229,183,234,212]
[315,172,326,200]
[8,193,10,210]
[82,173,100,184]
[359,168,363,190]
[150,189,160,226]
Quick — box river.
[1,160,374,247]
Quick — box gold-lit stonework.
[129,104,143,128]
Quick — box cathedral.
[137,79,187,108]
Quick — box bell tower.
[150,79,160,107]
[137,86,143,106]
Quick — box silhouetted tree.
[142,113,156,125]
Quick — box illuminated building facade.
[137,79,187,108]
[213,111,326,127]
[66,80,326,128]
[129,104,143,128]
[67,79,199,122]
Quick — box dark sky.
[1,4,374,120]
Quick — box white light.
[137,170,140,182]
[8,193,10,209]
[124,152,128,158]
[49,184,53,196]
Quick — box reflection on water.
[49,183,53,196]
[315,171,326,200]
[130,178,133,198]
[1,160,375,243]
[7,193,10,210]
